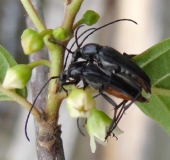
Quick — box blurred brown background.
[0,0,170,160]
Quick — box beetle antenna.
[49,38,74,71]
[75,25,84,48]
[70,28,96,51]
[63,27,96,70]
[63,26,84,70]
[25,76,58,141]
[49,38,74,54]
[79,19,138,47]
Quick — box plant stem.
[21,0,84,158]
[28,59,51,69]
[62,0,83,34]
[43,35,64,120]
[44,0,84,120]
[0,85,41,122]
[20,0,46,32]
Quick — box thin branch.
[21,0,46,32]
[0,85,41,122]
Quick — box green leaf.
[133,38,170,136]
[0,46,27,100]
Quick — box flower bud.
[66,89,95,118]
[81,10,100,26]
[21,29,44,55]
[86,107,123,153]
[53,27,67,41]
[2,64,32,89]
[21,28,37,39]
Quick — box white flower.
[66,89,95,118]
[2,64,32,89]
[86,107,123,153]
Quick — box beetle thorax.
[72,49,82,62]
[81,43,102,62]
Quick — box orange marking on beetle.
[106,87,148,103]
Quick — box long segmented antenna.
[25,76,58,141]
[75,25,84,48]
[70,28,96,51]
[63,27,96,70]
[52,19,137,71]
[64,19,137,70]
[49,38,74,54]
[49,27,96,70]
[79,19,138,48]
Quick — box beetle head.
[68,61,87,78]
[72,48,83,62]
[59,71,68,83]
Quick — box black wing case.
[83,64,146,102]
[99,46,151,93]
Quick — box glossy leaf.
[134,38,170,135]
[0,46,27,100]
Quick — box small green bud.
[21,28,37,39]
[86,107,123,153]
[66,88,95,118]
[81,10,100,26]
[2,64,32,89]
[52,27,67,40]
[21,29,44,55]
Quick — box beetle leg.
[82,79,89,90]
[100,94,128,140]
[105,90,142,139]
[123,90,141,110]
[100,92,117,108]
[94,92,123,139]
[105,100,127,140]
[114,90,141,124]
[77,118,86,136]
[123,52,136,60]
[61,81,78,96]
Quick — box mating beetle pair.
[62,19,151,138]
[62,19,150,97]
[53,58,150,138]
[71,43,151,94]
[26,19,151,140]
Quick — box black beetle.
[26,19,151,140]
[65,61,148,138]
[71,43,151,94]
[60,61,148,138]
[25,61,148,141]
[66,61,147,103]
[55,19,151,94]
